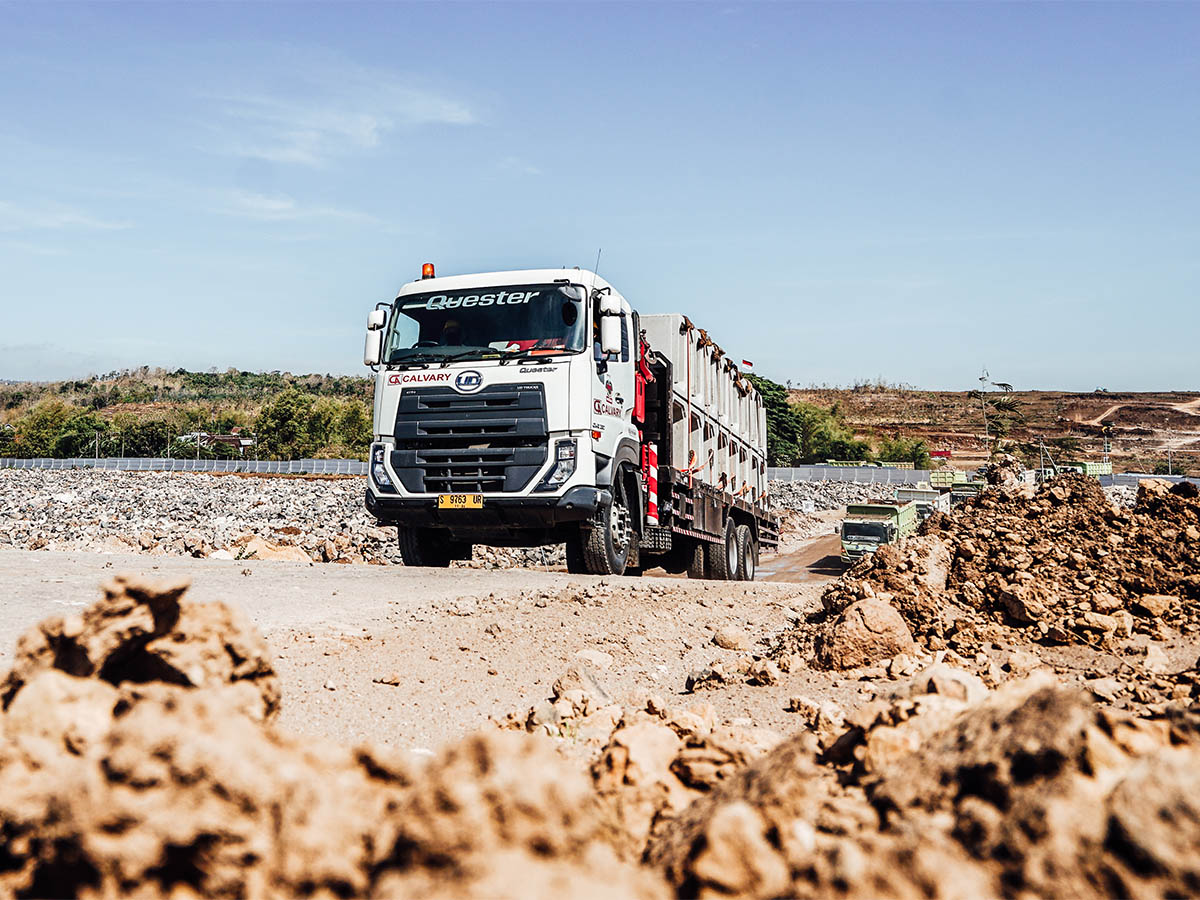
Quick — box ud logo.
[455,370,483,393]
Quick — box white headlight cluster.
[536,439,577,491]
[371,444,395,490]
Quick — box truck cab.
[363,265,776,578]
[839,500,918,564]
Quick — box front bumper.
[365,485,610,530]
[840,546,880,564]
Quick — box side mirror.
[599,294,621,316]
[367,309,387,331]
[600,317,622,356]
[364,329,382,367]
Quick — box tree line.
[0,379,373,461]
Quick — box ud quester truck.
[362,265,778,579]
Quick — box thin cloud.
[0,201,131,233]
[219,190,376,223]
[498,156,542,176]
[206,62,475,166]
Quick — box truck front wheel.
[569,472,633,576]
[705,519,739,580]
[397,526,463,568]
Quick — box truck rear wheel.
[397,526,462,568]
[571,471,633,576]
[735,524,757,582]
[685,539,707,579]
[706,519,738,581]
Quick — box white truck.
[362,265,777,579]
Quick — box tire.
[576,469,634,576]
[397,526,454,567]
[706,518,738,581]
[685,539,707,579]
[735,524,757,582]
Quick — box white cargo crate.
[641,314,767,504]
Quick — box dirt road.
[0,542,845,755]
[760,533,843,582]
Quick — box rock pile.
[803,475,1200,703]
[871,476,1194,644]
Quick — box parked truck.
[361,265,778,579]
[894,485,951,521]
[839,500,918,564]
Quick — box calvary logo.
[455,370,483,393]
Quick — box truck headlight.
[535,439,577,491]
[371,444,396,492]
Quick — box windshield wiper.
[390,349,494,368]
[498,348,556,365]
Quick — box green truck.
[840,500,919,565]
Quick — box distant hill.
[787,385,1200,475]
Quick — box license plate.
[437,493,483,509]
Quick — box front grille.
[391,384,548,494]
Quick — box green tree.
[14,399,75,456]
[746,374,800,465]
[337,401,372,456]
[875,435,933,469]
[256,389,317,458]
[52,411,110,457]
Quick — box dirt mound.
[817,475,1200,659]
[0,578,664,899]
[2,574,280,721]
[647,673,1200,899]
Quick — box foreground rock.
[0,577,663,899]
[7,572,1200,898]
[1,573,280,721]
[648,673,1200,899]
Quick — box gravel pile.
[769,479,895,513]
[1105,483,1137,508]
[0,470,560,569]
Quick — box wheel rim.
[727,530,738,576]
[745,541,755,580]
[610,482,632,554]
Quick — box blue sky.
[0,2,1196,390]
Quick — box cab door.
[590,299,637,454]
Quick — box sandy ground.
[0,538,856,756]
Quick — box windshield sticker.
[405,290,541,311]
[388,372,452,385]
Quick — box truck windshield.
[384,283,587,364]
[842,522,889,542]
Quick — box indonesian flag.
[741,359,754,368]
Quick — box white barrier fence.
[767,465,1199,489]
[767,465,932,485]
[0,457,367,475]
